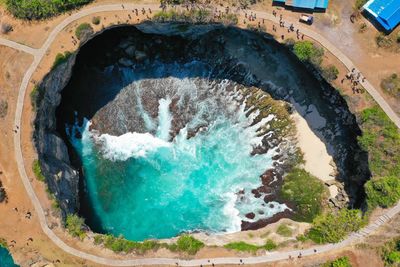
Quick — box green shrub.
[0,238,7,248]
[52,51,72,70]
[365,176,400,209]
[358,106,400,178]
[381,238,400,265]
[381,73,400,98]
[65,214,86,240]
[224,241,259,253]
[322,256,352,267]
[75,23,93,40]
[0,100,8,118]
[322,65,339,81]
[263,239,277,250]
[276,224,293,237]
[6,0,92,20]
[30,85,44,110]
[224,240,277,253]
[280,168,326,222]
[92,16,101,25]
[293,41,324,67]
[307,209,364,244]
[32,159,45,182]
[175,235,204,255]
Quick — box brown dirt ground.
[0,0,399,266]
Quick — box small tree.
[75,23,93,41]
[66,214,86,239]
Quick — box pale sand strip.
[292,112,335,183]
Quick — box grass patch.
[322,256,352,267]
[94,234,204,255]
[276,224,293,237]
[5,0,91,20]
[75,23,93,40]
[358,106,400,179]
[32,159,45,182]
[65,214,86,240]
[381,73,400,99]
[224,240,277,253]
[52,51,72,70]
[30,85,44,110]
[280,168,326,222]
[306,209,365,244]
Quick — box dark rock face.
[33,56,80,218]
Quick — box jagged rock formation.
[33,56,80,217]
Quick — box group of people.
[343,68,365,94]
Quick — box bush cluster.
[322,65,339,82]
[65,214,86,240]
[75,23,93,40]
[52,51,72,70]
[224,240,277,253]
[365,176,400,209]
[280,168,326,222]
[381,238,400,266]
[381,73,400,99]
[30,85,44,110]
[32,159,45,182]
[357,106,400,203]
[293,41,324,67]
[94,234,204,255]
[5,0,91,20]
[322,256,352,267]
[152,9,238,25]
[307,209,365,244]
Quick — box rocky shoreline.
[33,22,369,234]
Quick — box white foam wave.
[95,132,170,161]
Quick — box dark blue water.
[0,247,18,267]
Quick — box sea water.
[67,64,288,241]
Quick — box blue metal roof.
[364,0,400,30]
[273,0,329,9]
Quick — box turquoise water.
[68,72,288,241]
[0,247,18,267]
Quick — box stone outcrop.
[33,56,80,218]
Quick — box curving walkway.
[0,3,399,266]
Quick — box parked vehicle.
[299,14,313,25]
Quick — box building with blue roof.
[273,0,329,10]
[363,0,400,31]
